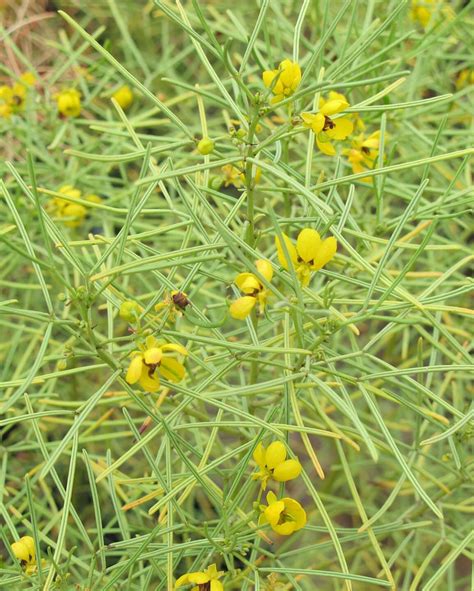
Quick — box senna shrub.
[1,1,473,590]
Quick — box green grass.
[0,0,473,590]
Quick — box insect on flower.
[125,335,188,393]
[263,59,301,103]
[275,228,337,287]
[301,95,353,155]
[229,259,273,320]
[175,563,224,591]
[259,491,307,536]
[155,291,191,323]
[252,441,302,489]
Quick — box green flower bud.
[197,137,215,155]
[119,300,141,323]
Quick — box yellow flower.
[301,95,353,156]
[55,88,81,117]
[275,228,337,287]
[125,335,188,393]
[252,441,302,489]
[20,71,36,86]
[456,69,474,90]
[176,563,224,591]
[343,130,381,181]
[49,185,87,228]
[259,491,307,536]
[263,59,301,103]
[409,0,453,28]
[221,163,261,189]
[0,85,13,118]
[11,536,37,574]
[113,85,134,109]
[229,259,273,320]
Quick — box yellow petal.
[160,357,186,383]
[273,459,302,482]
[138,369,160,393]
[229,296,256,320]
[144,347,163,365]
[296,228,321,263]
[327,117,353,140]
[275,233,297,270]
[206,564,218,578]
[301,112,325,134]
[284,498,307,530]
[272,521,297,535]
[160,343,188,356]
[320,98,349,116]
[145,335,159,349]
[211,580,224,591]
[266,491,278,505]
[253,442,266,468]
[126,355,144,385]
[311,236,337,271]
[264,500,285,526]
[328,91,347,103]
[255,259,273,283]
[265,441,287,469]
[316,134,336,156]
[19,536,35,559]
[176,574,191,587]
[262,69,278,89]
[188,572,210,584]
[235,272,260,294]
[279,59,301,91]
[11,539,33,563]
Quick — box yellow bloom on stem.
[229,259,273,320]
[275,228,337,287]
[456,69,474,90]
[50,185,87,228]
[252,441,302,489]
[301,95,353,156]
[11,536,37,574]
[20,71,37,86]
[0,85,13,118]
[176,563,224,591]
[343,130,381,181]
[112,85,134,109]
[125,335,188,393]
[55,88,81,117]
[259,491,307,536]
[262,59,301,103]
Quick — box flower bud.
[119,300,141,323]
[197,137,215,155]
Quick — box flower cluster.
[252,441,307,536]
[0,72,36,118]
[47,185,102,228]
